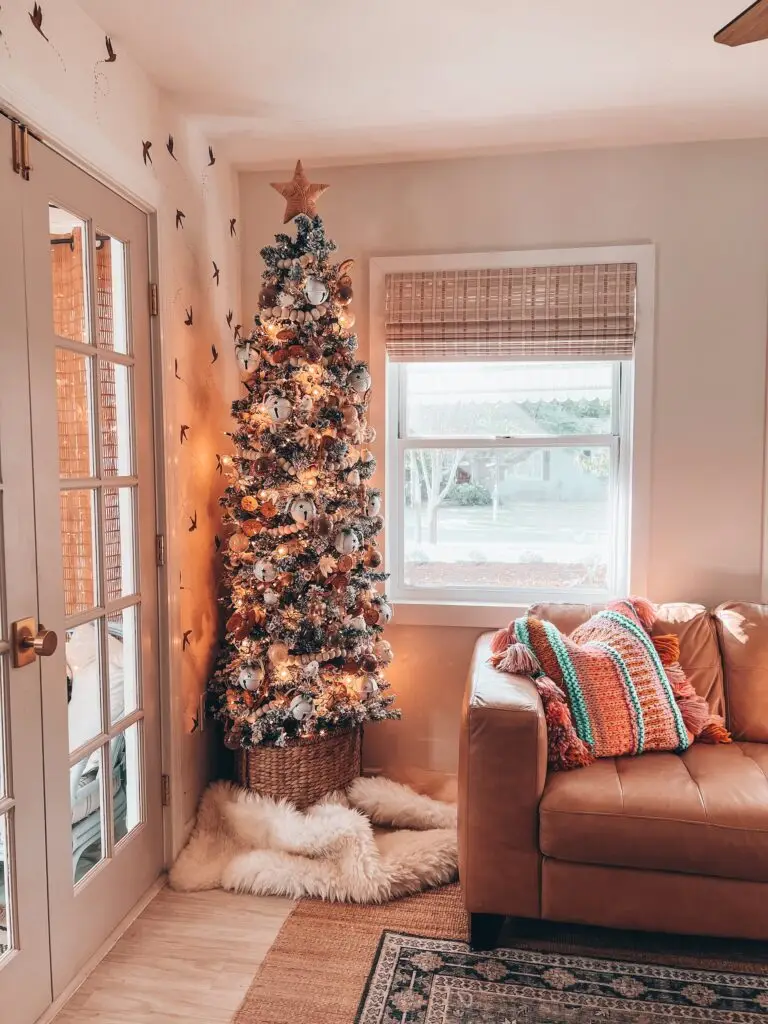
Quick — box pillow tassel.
[537,677,595,771]
[698,715,732,745]
[494,642,539,676]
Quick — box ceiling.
[78,0,768,169]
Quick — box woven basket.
[235,726,362,809]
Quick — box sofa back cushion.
[714,602,768,741]
[529,601,725,718]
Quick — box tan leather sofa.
[458,601,768,949]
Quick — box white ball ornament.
[373,640,394,665]
[366,493,382,517]
[334,528,360,554]
[377,601,393,626]
[237,344,257,371]
[290,695,314,721]
[290,496,317,524]
[263,588,279,607]
[305,277,329,305]
[238,662,265,691]
[347,366,371,394]
[345,615,366,632]
[347,469,361,486]
[264,393,292,424]
[277,290,294,308]
[253,559,276,583]
[360,675,380,698]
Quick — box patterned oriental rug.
[235,885,768,1023]
[357,932,768,1022]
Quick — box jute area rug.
[235,884,768,1023]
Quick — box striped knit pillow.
[491,598,729,769]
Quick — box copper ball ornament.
[337,553,355,572]
[337,283,354,305]
[259,286,278,308]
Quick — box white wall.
[241,141,768,778]
[0,0,241,845]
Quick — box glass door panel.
[24,137,162,999]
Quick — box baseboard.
[34,874,166,1024]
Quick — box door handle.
[11,617,59,667]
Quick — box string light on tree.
[208,167,398,750]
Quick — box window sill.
[391,600,525,629]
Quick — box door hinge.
[156,533,166,567]
[149,282,159,316]
[161,774,171,807]
[10,120,31,180]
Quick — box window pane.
[114,721,142,844]
[66,620,104,754]
[50,205,90,345]
[72,745,105,885]
[100,361,133,476]
[96,233,129,354]
[60,488,99,616]
[56,348,95,478]
[404,361,614,438]
[0,812,12,956]
[404,446,612,592]
[108,605,140,725]
[104,487,136,602]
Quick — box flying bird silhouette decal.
[142,140,153,166]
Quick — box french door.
[0,128,164,1022]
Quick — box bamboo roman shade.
[384,263,637,361]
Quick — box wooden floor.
[51,887,293,1023]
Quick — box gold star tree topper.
[270,160,329,223]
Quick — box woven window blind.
[384,263,637,361]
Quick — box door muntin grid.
[50,207,146,887]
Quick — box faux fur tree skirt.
[169,776,458,903]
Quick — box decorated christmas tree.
[209,163,398,751]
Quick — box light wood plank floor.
[52,887,293,1023]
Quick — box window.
[376,251,651,610]
[389,359,629,604]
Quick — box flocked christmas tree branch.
[208,211,399,749]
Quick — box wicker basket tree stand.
[236,727,362,810]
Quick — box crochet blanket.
[492,597,730,770]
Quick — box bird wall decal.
[142,140,153,166]
[188,511,198,532]
[211,344,219,364]
[226,309,233,328]
[29,3,48,41]
[104,36,116,62]
[208,145,216,167]
[180,424,190,444]
[176,209,186,229]
[215,454,223,474]
[229,218,237,237]
[184,306,193,326]
[174,358,182,380]
[167,134,177,160]
[182,630,193,650]
[214,534,222,551]
[212,260,220,285]
[233,324,242,341]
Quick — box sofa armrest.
[458,632,547,918]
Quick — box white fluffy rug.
[169,776,458,903]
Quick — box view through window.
[391,360,627,601]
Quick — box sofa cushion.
[540,742,768,883]
[715,602,768,741]
[530,601,725,717]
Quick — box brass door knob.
[22,624,58,657]
[11,617,59,667]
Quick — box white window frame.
[369,244,655,628]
